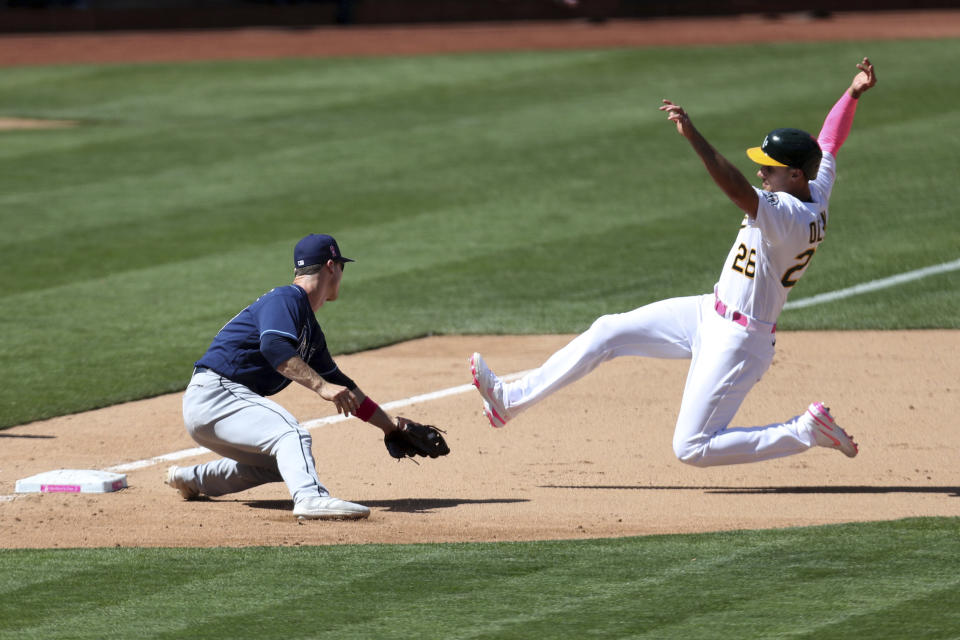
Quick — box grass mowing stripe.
[0,549,234,634]
[0,547,383,638]
[452,535,794,639]
[2,518,958,639]
[825,581,960,639]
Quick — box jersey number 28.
[731,243,757,278]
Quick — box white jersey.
[715,152,837,323]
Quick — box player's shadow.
[362,498,529,513]
[0,433,55,439]
[243,498,529,514]
[540,484,960,498]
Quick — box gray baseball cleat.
[293,496,370,520]
[165,465,200,500]
[804,402,858,458]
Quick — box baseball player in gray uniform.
[471,58,876,467]
[168,234,407,520]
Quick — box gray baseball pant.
[179,369,329,504]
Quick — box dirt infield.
[1,15,958,548]
[1,332,958,548]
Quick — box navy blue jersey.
[196,285,339,396]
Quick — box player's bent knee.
[588,314,625,338]
[673,440,711,468]
[582,314,625,359]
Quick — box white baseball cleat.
[470,352,512,428]
[293,496,370,521]
[804,402,858,458]
[165,465,200,500]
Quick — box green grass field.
[2,518,959,639]
[1,38,958,429]
[2,37,959,639]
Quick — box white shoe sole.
[295,510,370,521]
[293,497,371,521]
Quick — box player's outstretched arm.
[660,100,759,217]
[819,57,877,156]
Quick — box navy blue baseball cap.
[294,234,355,268]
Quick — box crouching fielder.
[471,58,877,467]
[169,233,448,521]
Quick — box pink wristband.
[356,397,378,422]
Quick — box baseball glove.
[384,417,450,460]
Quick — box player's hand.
[660,100,693,137]
[319,383,358,416]
[849,57,876,99]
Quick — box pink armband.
[818,91,858,156]
[356,396,378,422]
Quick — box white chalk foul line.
[0,371,531,502]
[784,258,960,310]
[104,447,212,474]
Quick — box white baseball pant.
[503,294,816,466]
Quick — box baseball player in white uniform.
[471,58,877,467]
